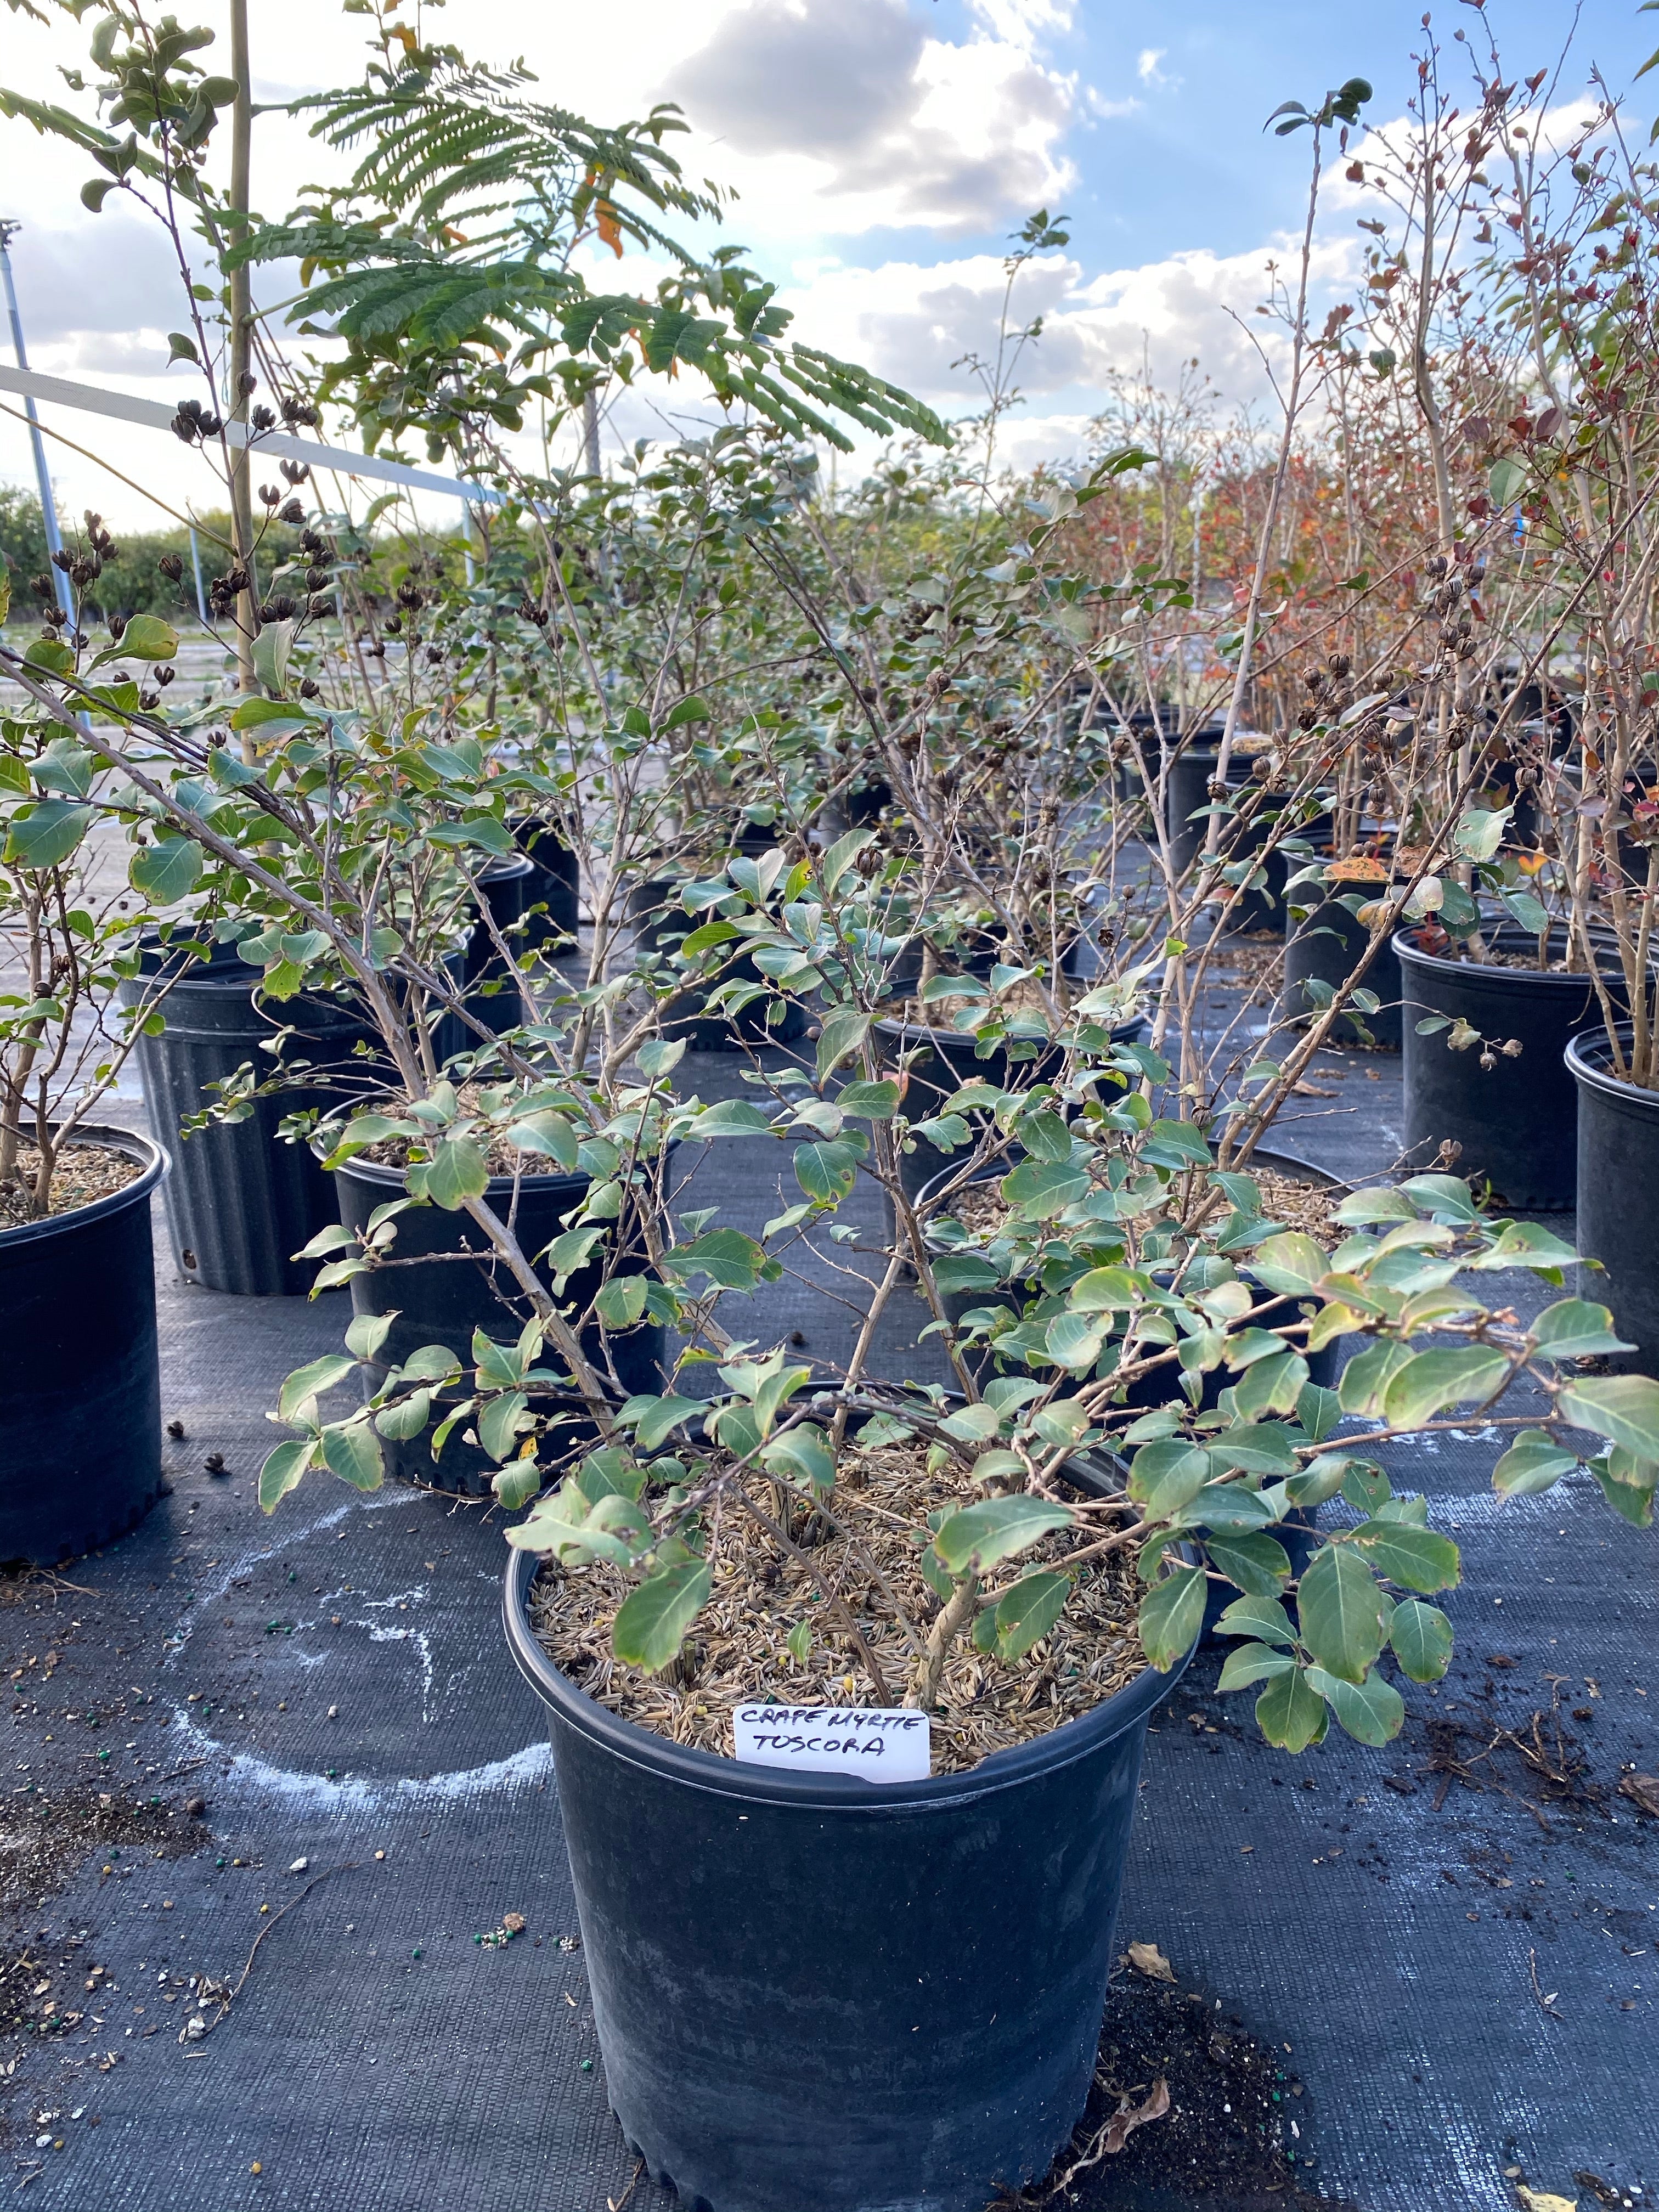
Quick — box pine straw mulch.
[940,1163,1341,1249]
[350,1085,575,1178]
[881,978,1072,1030]
[0,1143,142,1231]
[530,1437,1148,1777]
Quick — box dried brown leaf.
[1102,2075,1171,2154]
[1619,1773,1659,1819]
[1126,1941,1175,1983]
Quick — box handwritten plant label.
[733,1704,931,1782]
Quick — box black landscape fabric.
[0,1034,1652,2212]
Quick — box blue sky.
[2,0,1654,520]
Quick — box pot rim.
[1565,1023,1659,1109]
[1392,919,1626,986]
[914,1141,1348,1247]
[329,1132,682,1198]
[477,851,535,884]
[0,1122,169,1252]
[503,1459,1194,1813]
[872,1011,1146,1047]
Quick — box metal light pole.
[0,219,75,625]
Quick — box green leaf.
[1137,1563,1206,1670]
[320,1421,384,1490]
[4,799,94,870]
[1296,1543,1389,1684]
[1348,1518,1460,1593]
[1001,1157,1091,1218]
[1247,1232,1328,1294]
[940,1402,1001,1443]
[228,695,318,741]
[1589,1460,1655,1526]
[615,1393,703,1451]
[295,1223,357,1260]
[687,1098,772,1138]
[1214,1594,1296,1645]
[425,1136,489,1210]
[1255,1664,1329,1752]
[1306,1664,1404,1745]
[636,1037,686,1080]
[505,1112,581,1168]
[1019,1108,1073,1162]
[594,1276,650,1328]
[665,1227,772,1289]
[493,1463,543,1510]
[838,1079,900,1119]
[1218,1641,1295,1691]
[1380,1346,1509,1429]
[992,1571,1071,1660]
[794,1139,860,1205]
[1492,1427,1579,1497]
[662,695,712,730]
[119,613,179,662]
[1288,1453,1370,1507]
[166,331,200,364]
[1127,1441,1212,1517]
[478,1391,529,1462]
[278,1353,358,1423]
[815,1006,870,1077]
[1527,1300,1635,1365]
[344,1311,396,1362]
[1488,456,1528,505]
[1338,1339,1414,1416]
[1069,1266,1143,1313]
[1143,1116,1211,1167]
[1205,1529,1293,1595]
[1556,1374,1659,1461]
[128,836,202,905]
[761,1422,836,1492]
[258,1437,313,1513]
[375,1389,433,1441]
[1043,1311,1108,1371]
[1454,805,1510,863]
[1389,1599,1454,1682]
[932,1495,1070,1576]
[1230,1351,1309,1420]
[1296,1383,1342,1442]
[24,637,76,684]
[612,1558,712,1672]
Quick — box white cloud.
[779,232,1362,417]
[661,0,1080,236]
[1137,48,1167,84]
[967,0,1076,55]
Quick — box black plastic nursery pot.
[123,938,382,1296]
[1567,1027,1659,1375]
[0,1125,169,1565]
[463,852,535,1034]
[1282,895,1403,1048]
[1395,923,1621,1209]
[332,1151,668,1494]
[503,1525,1195,2212]
[916,1147,1347,1404]
[1165,749,1329,936]
[625,876,809,1051]
[873,1012,1146,1217]
[512,817,582,946]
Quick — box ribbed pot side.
[0,1126,169,1564]
[504,1541,1192,2212]
[1395,925,1616,1209]
[1568,1029,1659,1375]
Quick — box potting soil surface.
[0,1009,1653,2212]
